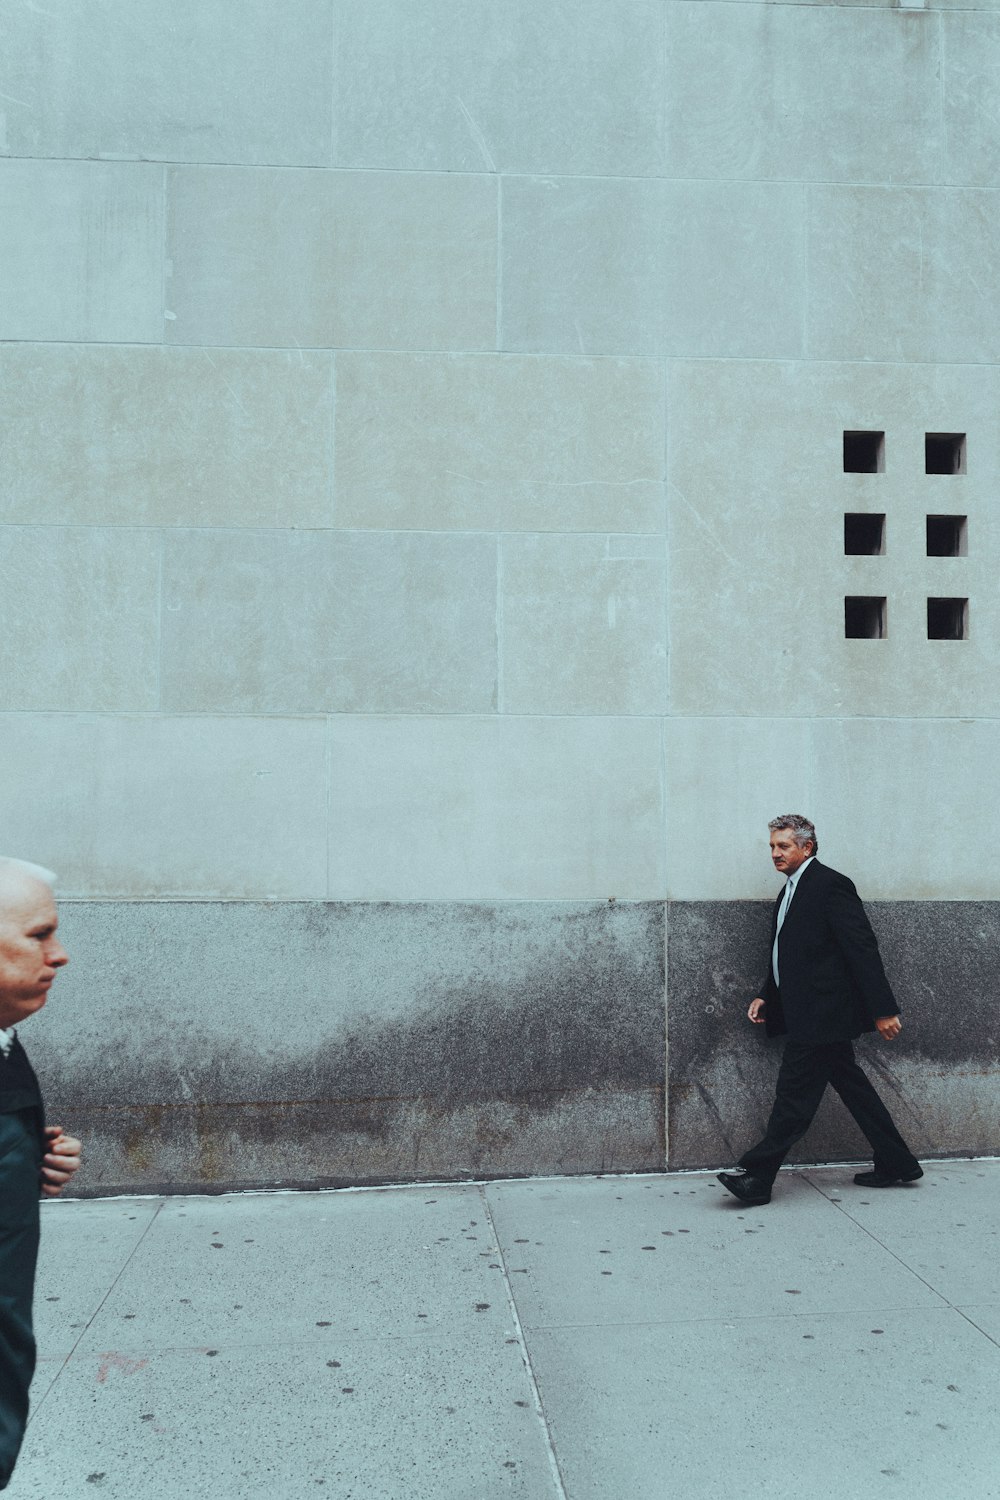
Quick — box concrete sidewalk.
[10,1160,1000,1500]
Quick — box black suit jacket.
[0,1034,45,1129]
[760,859,899,1044]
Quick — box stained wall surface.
[1,0,997,1190]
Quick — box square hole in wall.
[843,431,885,473]
[927,597,968,640]
[926,515,967,557]
[845,596,886,639]
[925,433,966,474]
[844,513,886,555]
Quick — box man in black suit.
[0,858,81,1491]
[718,815,921,1207]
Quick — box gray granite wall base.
[667,901,1000,1170]
[31,901,665,1195]
[27,899,997,1194]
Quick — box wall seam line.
[154,529,165,712]
[802,181,811,359]
[4,337,1000,372]
[325,715,333,901]
[496,535,505,714]
[328,350,337,527]
[159,163,169,346]
[663,896,670,1171]
[2,710,1000,724]
[496,175,503,352]
[4,155,987,191]
[328,0,337,168]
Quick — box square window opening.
[926,515,967,557]
[927,597,968,640]
[844,513,886,555]
[925,433,966,475]
[843,431,885,474]
[845,596,886,639]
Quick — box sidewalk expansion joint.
[479,1184,570,1500]
[28,1198,167,1427]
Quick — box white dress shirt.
[771,856,814,988]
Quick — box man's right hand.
[747,998,766,1024]
[40,1127,82,1198]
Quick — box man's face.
[769,827,814,878]
[0,879,69,1029]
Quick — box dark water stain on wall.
[31,900,666,1193]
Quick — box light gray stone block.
[807,186,1000,364]
[159,529,497,714]
[501,176,804,358]
[663,718,815,901]
[501,534,667,716]
[326,716,665,900]
[664,716,1000,903]
[334,352,665,533]
[0,160,163,343]
[166,167,497,350]
[501,177,669,357]
[0,528,159,711]
[810,719,1000,902]
[663,1,943,184]
[942,12,1000,188]
[0,345,334,528]
[331,0,664,176]
[0,714,328,897]
[0,0,334,166]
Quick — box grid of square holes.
[843,431,968,640]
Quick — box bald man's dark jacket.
[761,859,898,1044]
[0,1036,44,1126]
[0,1035,45,1491]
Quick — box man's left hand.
[41,1126,82,1198]
[875,1015,902,1041]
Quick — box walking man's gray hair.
[767,815,817,855]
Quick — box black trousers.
[0,1111,41,1491]
[739,1038,920,1186]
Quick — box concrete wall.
[2,0,998,1191]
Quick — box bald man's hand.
[40,1126,81,1198]
[875,1015,902,1041]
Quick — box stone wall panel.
[166,167,497,351]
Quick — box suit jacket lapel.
[773,859,820,959]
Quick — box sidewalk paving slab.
[9,1162,1000,1500]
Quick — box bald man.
[0,859,80,1491]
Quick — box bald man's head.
[0,858,56,903]
[0,858,67,1030]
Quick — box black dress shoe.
[717,1170,771,1205]
[853,1166,923,1187]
